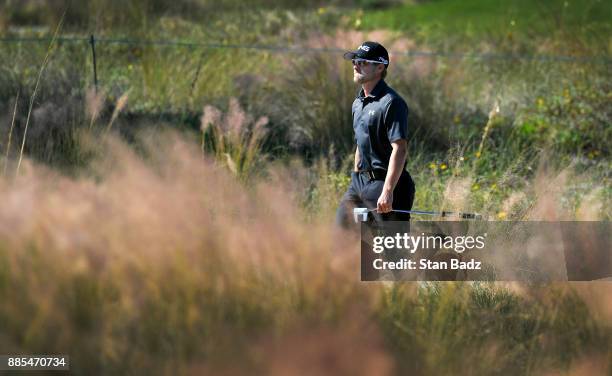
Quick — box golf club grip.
[442,211,478,219]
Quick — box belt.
[358,169,387,181]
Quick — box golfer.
[336,41,416,227]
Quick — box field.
[0,0,610,374]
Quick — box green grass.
[377,283,609,375]
[358,0,612,53]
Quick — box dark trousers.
[335,170,416,228]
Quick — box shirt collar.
[357,79,388,101]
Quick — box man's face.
[352,60,383,84]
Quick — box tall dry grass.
[0,131,610,374]
[2,90,19,176]
[0,132,376,374]
[200,98,268,180]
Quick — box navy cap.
[343,41,389,66]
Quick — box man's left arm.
[377,139,407,213]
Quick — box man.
[336,41,416,227]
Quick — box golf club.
[353,207,483,223]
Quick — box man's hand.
[377,189,393,213]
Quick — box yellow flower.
[317,7,326,15]
[429,162,437,170]
[475,151,481,158]
[491,183,497,190]
[536,98,545,109]
[440,163,447,170]
[563,88,570,98]
[128,64,133,71]
[497,211,507,220]
[459,156,465,161]
[453,115,461,124]
[354,18,362,27]
[472,183,480,191]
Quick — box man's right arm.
[354,147,361,172]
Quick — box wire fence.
[2,35,610,62]
[1,34,610,93]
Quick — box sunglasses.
[351,58,382,67]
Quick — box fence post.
[89,34,98,92]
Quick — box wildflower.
[354,18,362,27]
[510,20,516,26]
[491,183,497,190]
[491,102,501,117]
[459,156,465,162]
[429,162,437,170]
[86,88,104,129]
[453,115,461,124]
[475,151,481,158]
[317,7,326,15]
[224,153,237,174]
[536,98,545,109]
[128,64,133,71]
[472,183,480,191]
[106,92,129,132]
[497,211,507,220]
[440,163,447,171]
[200,105,222,132]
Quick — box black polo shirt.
[352,79,409,171]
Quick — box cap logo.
[379,57,389,64]
[358,45,370,52]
